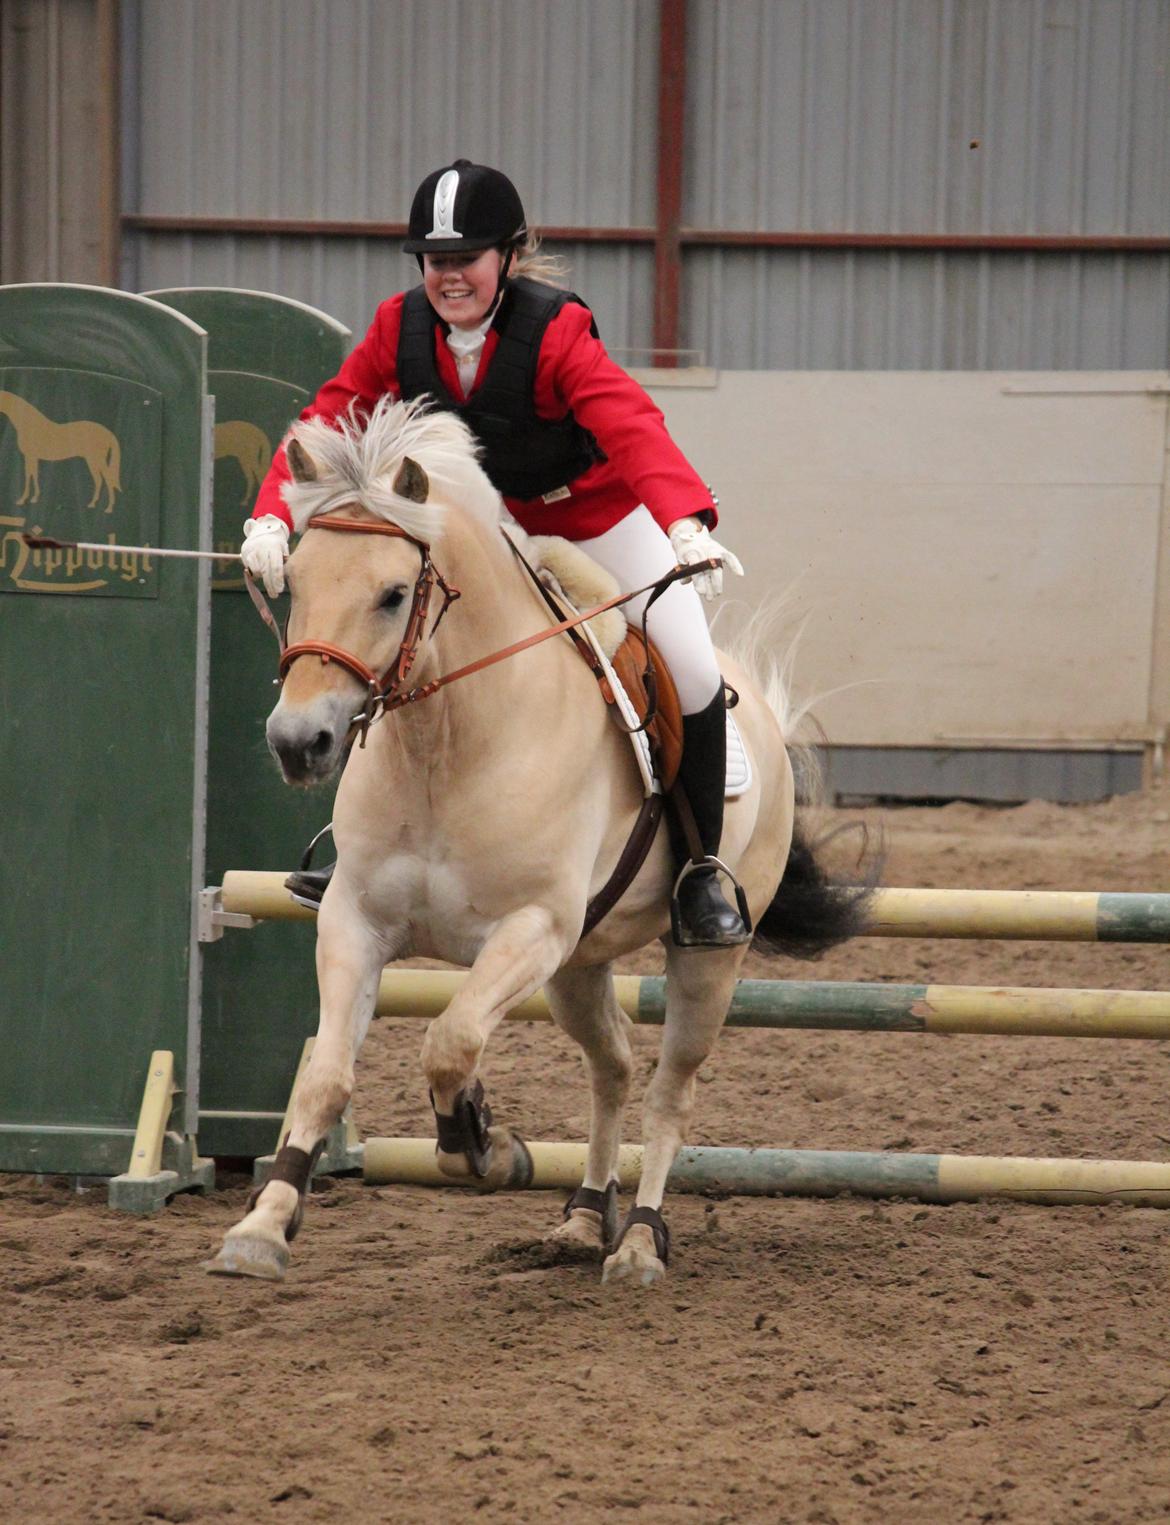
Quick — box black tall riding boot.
[669,688,751,947]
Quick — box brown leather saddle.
[602,627,684,792]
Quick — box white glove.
[668,515,744,600]
[241,516,290,597]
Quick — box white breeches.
[576,507,723,716]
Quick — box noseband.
[276,514,461,744]
[253,510,721,749]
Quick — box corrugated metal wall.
[122,0,661,350]
[118,0,1170,370]
[684,0,1170,367]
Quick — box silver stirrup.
[669,854,753,948]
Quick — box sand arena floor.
[3,788,1169,1523]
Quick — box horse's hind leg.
[421,905,567,1191]
[603,942,747,1288]
[207,892,390,1280]
[542,964,633,1259]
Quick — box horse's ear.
[286,437,318,484]
[393,456,429,503]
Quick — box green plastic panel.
[0,284,210,1175]
[146,289,350,1158]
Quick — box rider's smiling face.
[422,249,503,331]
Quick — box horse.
[207,397,869,1287]
[0,391,121,512]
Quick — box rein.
[252,514,462,744]
[252,511,717,746]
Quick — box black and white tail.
[716,598,880,960]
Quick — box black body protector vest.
[396,277,607,501]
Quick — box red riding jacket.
[249,288,717,541]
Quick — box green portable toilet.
[0,283,214,1205]
[146,288,350,1160]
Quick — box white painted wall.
[637,370,1170,754]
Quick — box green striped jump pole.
[361,969,1170,1041]
[361,1138,1170,1207]
[218,873,1170,943]
[869,887,1170,942]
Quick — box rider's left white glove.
[241,515,290,597]
[668,515,744,600]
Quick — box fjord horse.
[209,398,867,1286]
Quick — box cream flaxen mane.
[283,396,627,656]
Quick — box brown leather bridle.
[274,514,461,744]
[251,510,721,749]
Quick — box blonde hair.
[509,231,569,287]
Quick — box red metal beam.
[120,214,656,243]
[121,214,1170,256]
[653,0,687,364]
[97,0,121,285]
[680,230,1170,253]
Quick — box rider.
[241,158,748,946]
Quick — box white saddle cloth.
[579,622,753,800]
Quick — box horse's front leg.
[603,941,747,1288]
[421,904,567,1192]
[207,894,390,1281]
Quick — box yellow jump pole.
[362,969,1170,1041]
[361,1137,1170,1207]
[218,874,1170,943]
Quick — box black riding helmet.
[403,159,527,257]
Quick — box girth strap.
[580,794,664,939]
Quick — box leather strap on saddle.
[506,539,687,940]
[579,793,664,938]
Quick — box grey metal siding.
[118,0,1170,368]
[683,0,1170,367]
[124,0,659,341]
[684,249,1170,369]
[687,0,1170,236]
[129,232,656,363]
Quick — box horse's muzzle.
[266,695,352,784]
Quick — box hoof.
[474,1126,534,1193]
[601,1223,666,1288]
[204,1231,289,1281]
[435,1147,473,1181]
[543,1210,607,1264]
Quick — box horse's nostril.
[308,730,333,759]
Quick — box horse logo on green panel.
[0,391,122,513]
[215,420,272,505]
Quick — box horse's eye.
[379,586,408,612]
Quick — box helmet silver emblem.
[426,169,462,240]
